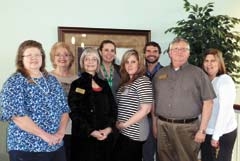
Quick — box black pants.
[71,134,113,161]
[113,133,144,161]
[9,146,66,161]
[63,135,71,161]
[201,128,237,161]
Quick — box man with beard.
[143,41,163,161]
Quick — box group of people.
[0,37,237,161]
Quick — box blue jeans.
[142,117,159,161]
[9,146,66,161]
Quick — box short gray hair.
[169,37,190,51]
[79,47,101,72]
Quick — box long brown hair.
[16,40,47,78]
[119,49,145,86]
[203,48,226,76]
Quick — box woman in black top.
[68,47,117,161]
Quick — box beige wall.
[0,0,239,160]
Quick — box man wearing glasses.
[152,37,216,161]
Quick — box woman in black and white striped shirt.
[113,49,153,161]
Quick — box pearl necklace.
[31,73,50,95]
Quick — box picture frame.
[58,26,151,74]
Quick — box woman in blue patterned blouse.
[0,40,70,161]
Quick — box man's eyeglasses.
[171,48,189,52]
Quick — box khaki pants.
[157,119,200,161]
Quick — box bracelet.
[198,129,206,134]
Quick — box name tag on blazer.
[75,87,85,94]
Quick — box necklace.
[101,64,113,87]
[31,73,50,95]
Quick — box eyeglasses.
[55,53,71,58]
[84,57,98,62]
[22,53,42,58]
[171,48,189,52]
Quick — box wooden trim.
[58,26,151,42]
[234,104,240,111]
[57,26,151,74]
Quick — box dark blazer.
[68,72,117,138]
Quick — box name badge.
[75,87,85,94]
[158,74,168,80]
[122,88,130,95]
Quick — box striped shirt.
[116,76,153,141]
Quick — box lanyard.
[101,64,113,87]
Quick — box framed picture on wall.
[58,26,151,74]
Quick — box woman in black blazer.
[68,47,117,161]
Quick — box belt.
[158,115,198,124]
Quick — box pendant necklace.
[31,72,50,95]
[101,64,113,87]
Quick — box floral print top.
[0,72,69,152]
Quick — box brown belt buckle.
[168,118,174,123]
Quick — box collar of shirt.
[170,62,189,71]
[146,62,163,80]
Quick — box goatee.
[145,58,158,64]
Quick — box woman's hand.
[99,127,112,138]
[53,131,65,144]
[211,139,219,148]
[40,132,60,146]
[116,121,128,130]
[90,130,107,141]
[12,116,60,145]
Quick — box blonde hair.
[50,42,74,69]
[119,49,145,86]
